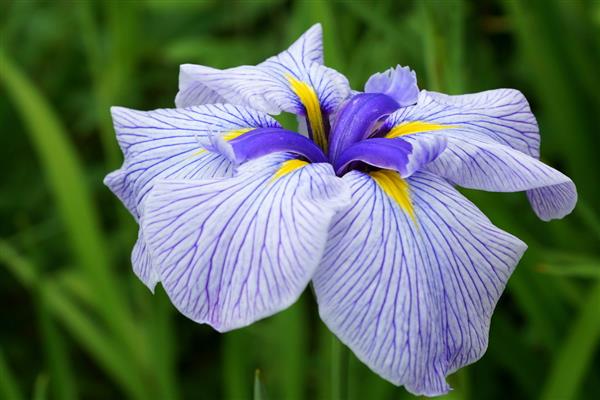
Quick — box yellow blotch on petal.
[370,169,416,222]
[192,128,254,156]
[222,128,254,141]
[272,159,309,181]
[385,121,454,138]
[286,74,327,151]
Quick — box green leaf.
[0,349,24,400]
[0,50,147,378]
[32,374,49,400]
[0,241,146,400]
[537,262,600,278]
[541,283,600,399]
[253,369,267,400]
[37,302,77,400]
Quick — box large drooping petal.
[401,132,576,220]
[141,155,351,331]
[383,89,540,157]
[131,230,159,290]
[104,103,280,219]
[313,170,526,396]
[175,23,350,115]
[104,104,280,290]
[382,90,575,220]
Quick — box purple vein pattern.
[141,155,350,331]
[383,90,576,220]
[176,24,351,116]
[104,104,280,288]
[313,171,526,395]
[103,23,578,397]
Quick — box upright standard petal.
[141,155,350,331]
[365,65,420,107]
[175,25,350,151]
[104,103,280,219]
[313,170,526,396]
[175,24,349,114]
[175,23,322,108]
[176,23,324,109]
[174,66,227,109]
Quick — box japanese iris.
[104,24,577,396]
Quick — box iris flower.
[105,24,576,396]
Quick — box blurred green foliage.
[1,0,600,399]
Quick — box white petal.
[105,103,280,219]
[142,155,351,331]
[386,89,540,157]
[175,24,350,113]
[313,171,526,396]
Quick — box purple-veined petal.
[526,184,577,221]
[333,136,447,177]
[175,24,350,115]
[313,170,526,395]
[382,90,576,220]
[328,93,400,162]
[174,67,227,108]
[131,230,159,291]
[141,154,351,331]
[175,23,322,108]
[383,89,540,157]
[403,132,576,220]
[212,128,328,164]
[104,103,280,220]
[104,104,280,291]
[365,65,419,107]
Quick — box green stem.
[540,282,600,400]
[331,336,348,400]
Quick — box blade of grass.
[419,2,443,91]
[287,0,344,72]
[537,262,600,278]
[42,280,147,400]
[36,301,77,400]
[330,335,348,400]
[253,369,266,400]
[223,330,252,400]
[0,50,147,374]
[504,0,598,203]
[316,324,332,400]
[32,374,49,400]
[76,0,140,168]
[264,298,308,400]
[0,240,147,400]
[540,282,600,400]
[144,288,180,400]
[0,349,24,400]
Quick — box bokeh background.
[1,0,600,399]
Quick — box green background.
[1,0,599,399]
